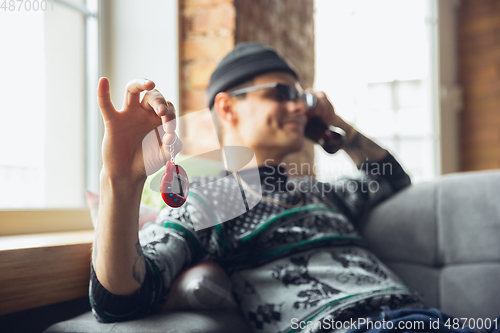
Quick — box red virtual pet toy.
[160,135,189,208]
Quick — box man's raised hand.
[97,77,182,184]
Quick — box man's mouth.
[283,118,306,128]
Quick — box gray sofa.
[45,170,500,332]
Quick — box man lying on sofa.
[90,42,499,333]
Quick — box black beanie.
[206,42,298,109]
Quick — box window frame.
[0,0,100,236]
[52,0,103,195]
[1,0,181,236]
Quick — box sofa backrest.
[358,170,500,319]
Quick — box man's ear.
[214,92,238,124]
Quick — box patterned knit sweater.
[89,153,423,332]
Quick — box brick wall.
[458,0,500,171]
[179,0,316,175]
[180,0,235,113]
[234,0,315,89]
[179,0,235,157]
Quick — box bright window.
[314,0,440,184]
[0,0,97,209]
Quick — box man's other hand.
[305,89,356,143]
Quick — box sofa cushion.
[440,263,500,319]
[438,171,500,264]
[359,170,500,319]
[44,309,253,333]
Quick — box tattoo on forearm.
[343,131,386,166]
[343,131,362,151]
[133,240,146,285]
[365,136,382,149]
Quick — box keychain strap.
[154,128,178,163]
[164,135,177,163]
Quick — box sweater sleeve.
[330,152,411,222]
[89,202,213,323]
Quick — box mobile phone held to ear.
[302,93,346,154]
[304,116,346,154]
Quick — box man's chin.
[283,137,305,154]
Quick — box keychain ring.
[163,133,177,148]
[163,134,177,162]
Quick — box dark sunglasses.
[228,82,318,110]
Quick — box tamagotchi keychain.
[160,135,189,208]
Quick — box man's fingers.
[97,77,118,122]
[123,78,155,109]
[142,90,175,117]
[142,90,177,133]
[162,111,177,133]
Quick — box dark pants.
[346,308,500,333]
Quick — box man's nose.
[286,98,307,115]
